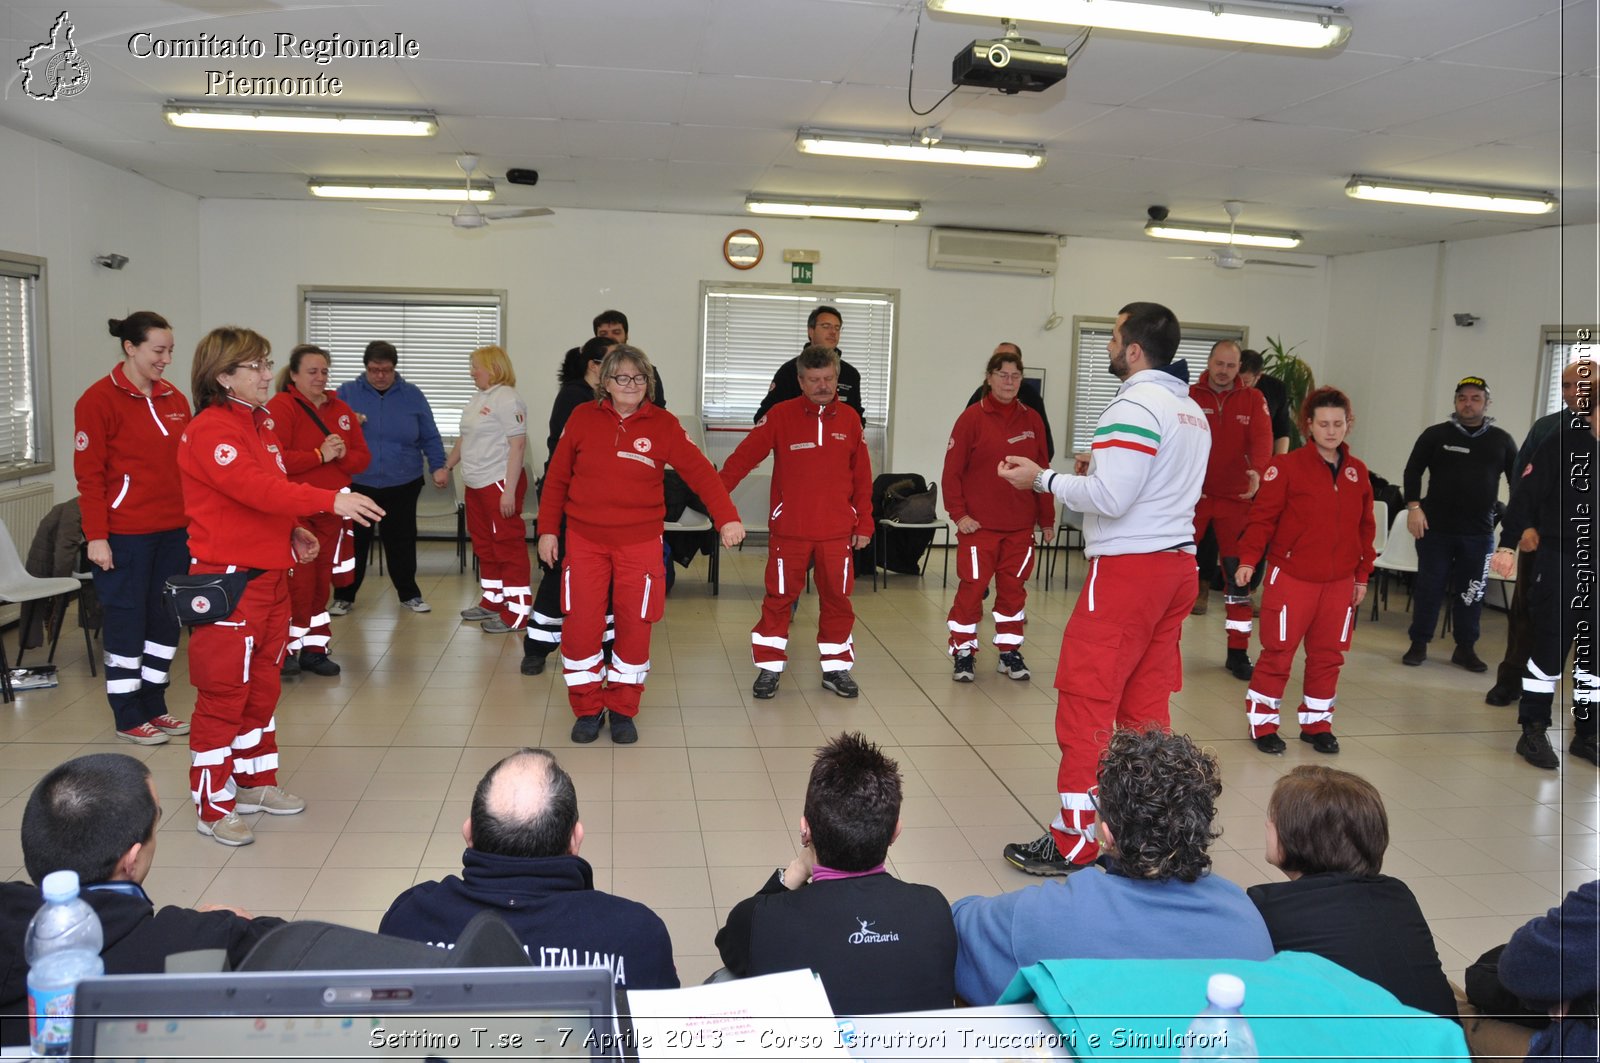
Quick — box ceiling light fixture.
[1344,176,1558,215]
[745,196,922,222]
[797,129,1044,169]
[1144,219,1302,249]
[308,179,494,202]
[164,101,437,136]
[925,0,1351,50]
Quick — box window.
[1536,324,1598,418]
[302,288,505,435]
[0,252,52,479]
[1067,317,1247,454]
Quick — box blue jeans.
[1409,531,1493,647]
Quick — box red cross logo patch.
[213,444,237,466]
[634,438,652,454]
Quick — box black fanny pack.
[163,569,265,626]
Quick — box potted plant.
[1261,335,1316,449]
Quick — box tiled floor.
[0,542,1594,986]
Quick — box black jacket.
[1402,417,1517,535]
[1500,414,1598,554]
[755,353,865,424]
[0,880,285,1044]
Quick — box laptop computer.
[69,965,633,1061]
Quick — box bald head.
[467,748,581,859]
[1563,359,1595,416]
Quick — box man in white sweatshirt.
[996,301,1211,875]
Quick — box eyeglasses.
[991,372,1024,382]
[609,374,648,387]
[235,360,274,373]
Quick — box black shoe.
[1402,640,1428,666]
[952,653,976,683]
[571,712,606,744]
[1484,684,1517,707]
[280,653,301,677]
[1451,645,1489,673]
[1225,649,1254,681]
[822,671,860,698]
[1301,730,1340,754]
[298,653,341,677]
[996,651,1031,680]
[520,653,548,677]
[1515,728,1559,769]
[752,670,780,699]
[608,713,638,744]
[1002,833,1083,877]
[1254,732,1286,755]
[1571,733,1599,766]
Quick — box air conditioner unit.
[928,228,1059,276]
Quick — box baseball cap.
[1455,375,1490,394]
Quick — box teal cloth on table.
[997,950,1469,1061]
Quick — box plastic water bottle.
[1180,973,1259,1060]
[25,870,104,1057]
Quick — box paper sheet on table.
[628,968,853,1060]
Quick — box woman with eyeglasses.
[538,344,744,744]
[442,345,531,634]
[940,348,1055,684]
[178,327,384,846]
[265,345,370,678]
[74,312,193,745]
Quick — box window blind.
[303,289,504,436]
[0,257,44,471]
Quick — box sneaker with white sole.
[821,670,860,698]
[196,811,254,846]
[481,617,516,634]
[327,599,353,617]
[460,605,496,622]
[996,650,1030,680]
[234,785,306,815]
[952,653,976,682]
[116,722,170,745]
[400,597,432,613]
[1002,832,1085,876]
[148,714,190,736]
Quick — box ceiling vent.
[928,228,1058,276]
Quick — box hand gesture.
[319,433,345,462]
[334,491,385,526]
[1489,549,1517,580]
[720,521,746,549]
[291,526,320,563]
[998,456,1042,489]
[1073,452,1091,476]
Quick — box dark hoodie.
[0,880,284,1044]
[379,850,677,989]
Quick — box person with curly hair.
[950,726,1271,1005]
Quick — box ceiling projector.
[952,37,1068,94]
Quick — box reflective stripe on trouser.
[286,511,341,656]
[527,529,614,652]
[1194,496,1255,650]
[1518,546,1600,736]
[561,530,664,719]
[93,528,187,730]
[186,567,289,822]
[752,535,857,674]
[946,527,1034,655]
[1247,566,1355,737]
[1050,552,1196,865]
[465,476,532,627]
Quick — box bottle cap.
[1206,973,1246,1009]
[40,869,80,903]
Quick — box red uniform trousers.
[286,512,340,658]
[561,529,664,719]
[1193,495,1255,650]
[465,473,531,628]
[752,535,856,673]
[1244,566,1355,739]
[187,567,290,823]
[1050,552,1197,866]
[947,528,1035,656]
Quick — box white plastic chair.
[1370,500,1389,557]
[0,518,82,702]
[1369,510,1417,621]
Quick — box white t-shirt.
[458,385,527,489]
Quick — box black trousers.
[1493,548,1538,692]
[1518,546,1599,736]
[337,478,424,603]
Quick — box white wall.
[0,124,201,500]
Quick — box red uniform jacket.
[539,400,738,547]
[1237,443,1377,584]
[178,399,341,570]
[264,390,371,492]
[719,396,873,542]
[1190,381,1273,499]
[73,364,192,539]
[941,395,1054,534]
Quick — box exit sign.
[791,262,813,284]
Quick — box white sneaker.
[196,811,254,846]
[327,599,352,616]
[400,597,432,613]
[234,785,306,815]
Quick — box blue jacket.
[336,373,446,489]
[379,849,678,989]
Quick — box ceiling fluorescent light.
[746,196,921,222]
[797,130,1044,169]
[309,180,493,202]
[926,0,1350,50]
[1144,221,1301,249]
[165,101,436,136]
[1344,176,1557,215]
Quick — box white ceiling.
[1,0,1595,255]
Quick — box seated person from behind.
[380,747,677,989]
[1248,765,1456,1019]
[715,732,956,1014]
[1,754,285,1044]
[1497,879,1598,1060]
[952,726,1272,1005]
